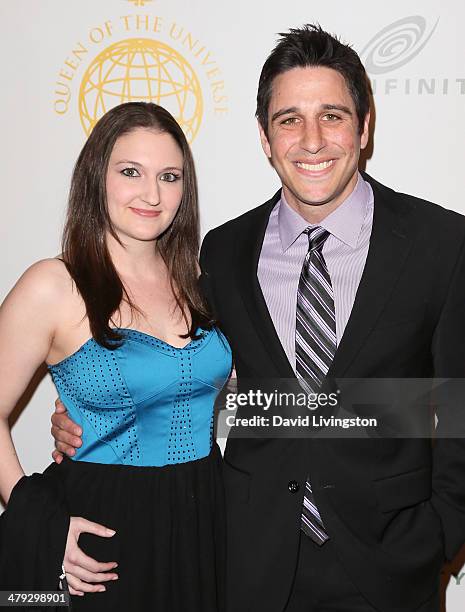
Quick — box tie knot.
[304,226,330,252]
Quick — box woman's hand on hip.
[64,517,118,596]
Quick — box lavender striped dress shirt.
[257,173,374,372]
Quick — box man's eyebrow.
[322,104,353,115]
[270,104,353,123]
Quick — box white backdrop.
[1,0,464,608]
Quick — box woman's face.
[106,127,184,245]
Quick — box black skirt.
[46,444,226,612]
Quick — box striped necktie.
[295,226,335,545]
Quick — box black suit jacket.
[200,173,465,612]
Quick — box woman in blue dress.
[0,102,232,610]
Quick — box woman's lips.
[129,207,161,217]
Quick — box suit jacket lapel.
[328,175,414,378]
[235,191,296,378]
[233,176,414,381]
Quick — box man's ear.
[360,112,371,150]
[258,120,272,158]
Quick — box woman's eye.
[160,172,181,182]
[121,167,140,178]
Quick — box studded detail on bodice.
[48,328,232,466]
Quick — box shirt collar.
[278,173,371,252]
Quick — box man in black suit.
[52,24,465,612]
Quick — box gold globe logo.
[78,38,203,142]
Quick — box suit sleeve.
[431,235,465,560]
[199,230,218,319]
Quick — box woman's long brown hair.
[62,102,212,348]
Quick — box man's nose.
[300,119,325,154]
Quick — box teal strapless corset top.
[48,328,232,467]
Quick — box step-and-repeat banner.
[1,1,464,608]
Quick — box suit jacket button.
[288,480,300,493]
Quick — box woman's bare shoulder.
[0,259,79,353]
[7,258,73,305]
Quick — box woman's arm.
[0,260,59,503]
[0,259,119,594]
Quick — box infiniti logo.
[361,16,439,75]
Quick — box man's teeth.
[296,160,333,171]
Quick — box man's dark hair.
[256,24,370,135]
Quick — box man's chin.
[288,189,339,209]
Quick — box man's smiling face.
[259,65,370,221]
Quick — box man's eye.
[322,113,340,121]
[281,117,299,125]
[160,172,181,182]
[121,167,140,177]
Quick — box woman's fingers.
[63,517,119,595]
[72,516,116,538]
[64,559,118,584]
[65,571,106,594]
[66,544,118,575]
